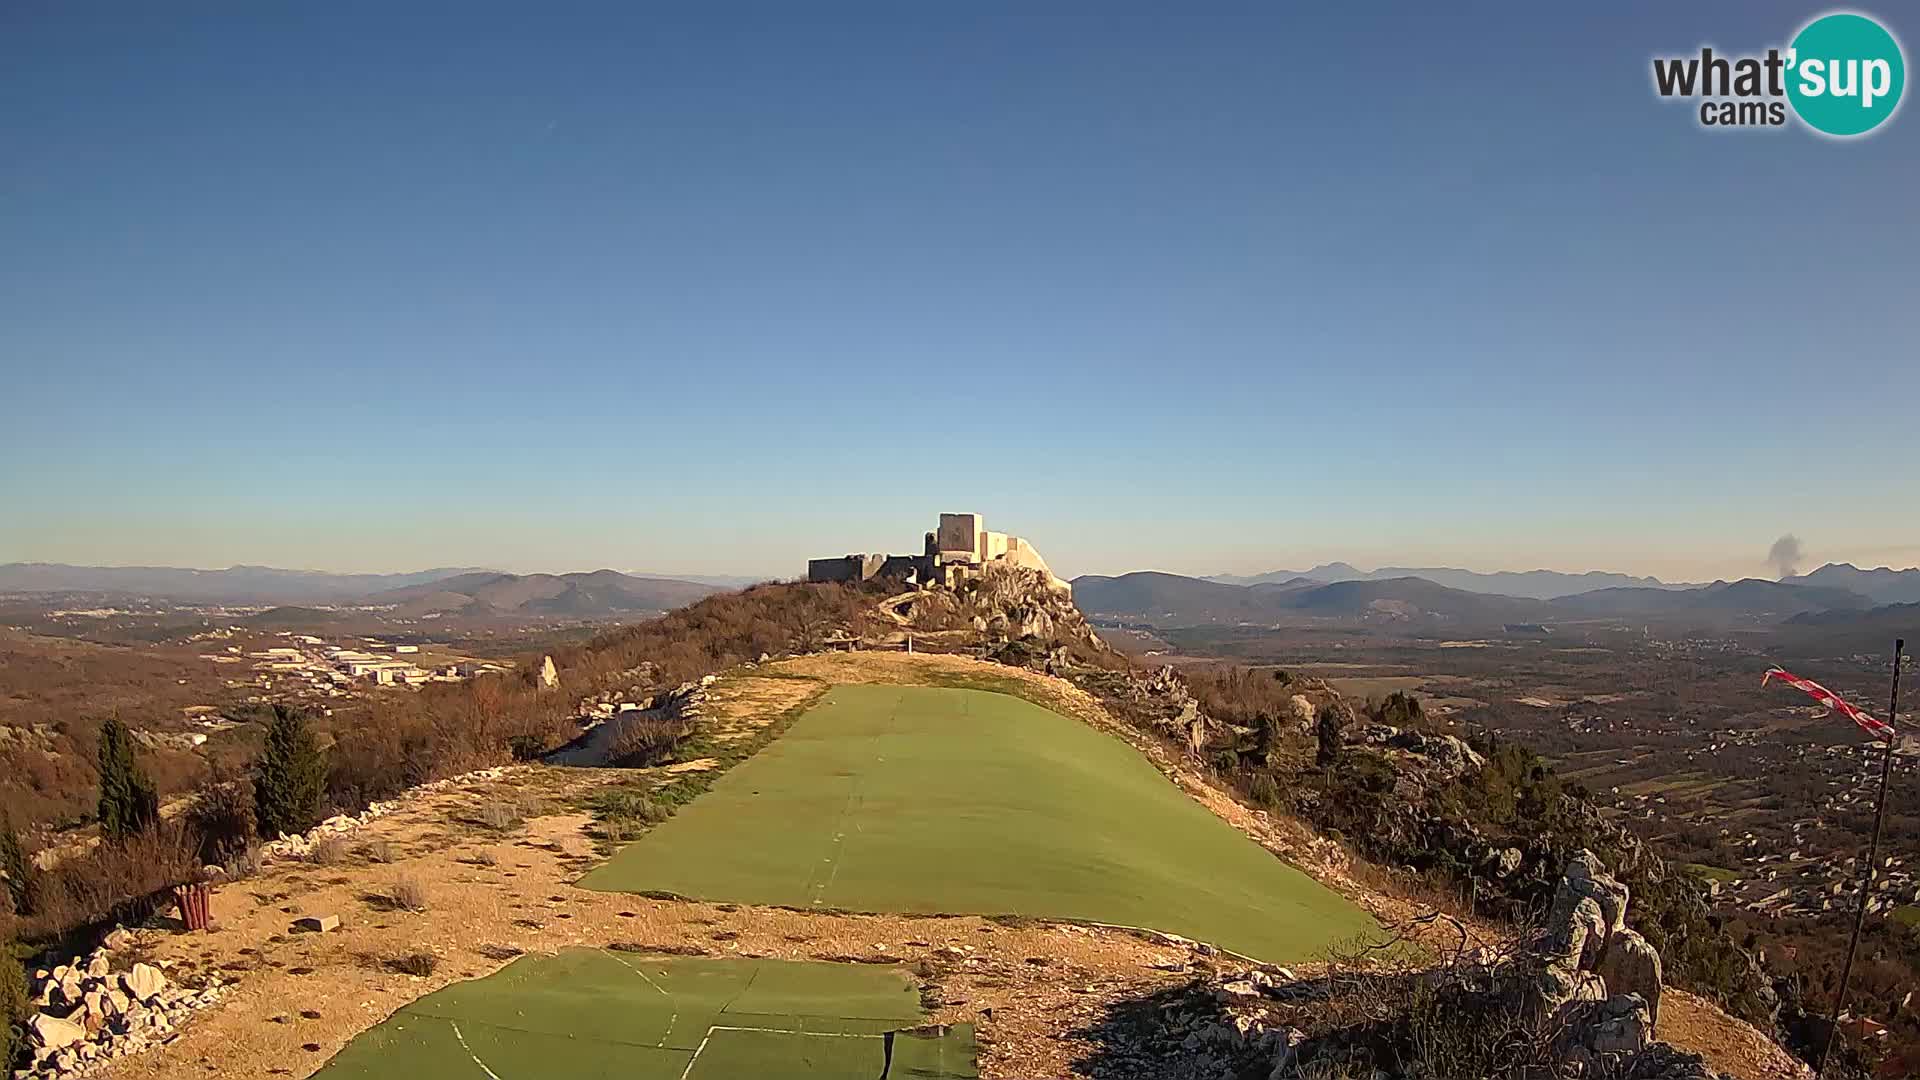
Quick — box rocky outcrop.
[1598,928,1665,1026]
[21,946,229,1078]
[1078,855,1709,1080]
[1526,851,1672,1068]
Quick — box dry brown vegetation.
[0,630,234,829]
[4,582,879,949]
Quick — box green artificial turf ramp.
[313,951,975,1079]
[581,683,1376,963]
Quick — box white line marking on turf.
[601,948,679,1047]
[710,1026,884,1038]
[449,1021,506,1080]
[677,1024,892,1079]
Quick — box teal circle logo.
[1787,12,1906,136]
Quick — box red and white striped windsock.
[1762,667,1897,741]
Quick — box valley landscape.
[6,6,1916,1079]
[0,532,1910,1080]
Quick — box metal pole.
[1818,638,1904,1077]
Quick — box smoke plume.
[1767,534,1805,579]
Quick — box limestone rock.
[1526,962,1607,1025]
[1567,993,1654,1056]
[1556,849,1630,938]
[1384,729,1487,776]
[1597,928,1664,1026]
[120,963,166,1003]
[1548,895,1606,970]
[538,655,558,689]
[27,1013,86,1050]
[294,914,341,933]
[1494,846,1524,877]
[1548,850,1630,968]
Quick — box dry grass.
[306,836,351,866]
[467,798,527,833]
[382,951,439,977]
[381,876,427,913]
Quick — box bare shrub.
[183,764,255,865]
[305,836,350,866]
[606,716,688,769]
[468,798,528,833]
[589,789,668,842]
[363,840,397,864]
[598,818,642,844]
[21,823,199,939]
[385,876,427,913]
[384,951,439,977]
[1247,772,1282,808]
[220,843,264,881]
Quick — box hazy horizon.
[6,5,1916,585]
[6,543,1919,587]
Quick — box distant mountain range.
[1208,561,1920,606]
[1207,563,1684,601]
[637,573,774,588]
[370,570,720,616]
[1782,564,1920,606]
[0,563,496,603]
[1547,579,1872,617]
[1074,570,1880,628]
[1779,601,1920,652]
[1074,572,1544,626]
[0,562,729,612]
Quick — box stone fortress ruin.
[807,512,1069,593]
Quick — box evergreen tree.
[0,822,30,917]
[96,715,159,841]
[1315,702,1348,768]
[254,705,328,839]
[1377,690,1425,729]
[1251,711,1281,762]
[0,940,24,1071]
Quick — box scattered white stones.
[253,765,511,863]
[20,943,230,1079]
[26,1014,84,1051]
[120,964,166,1004]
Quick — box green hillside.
[582,683,1376,963]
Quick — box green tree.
[1316,702,1348,768]
[0,940,24,1071]
[0,822,31,917]
[1377,690,1426,729]
[96,715,159,841]
[254,705,328,839]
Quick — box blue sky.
[3,3,1916,581]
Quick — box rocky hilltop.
[871,564,1811,1079]
[1082,853,1724,1079]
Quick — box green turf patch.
[313,951,974,1079]
[580,684,1378,963]
[1684,862,1741,884]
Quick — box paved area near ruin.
[580,684,1376,963]
[312,950,974,1079]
